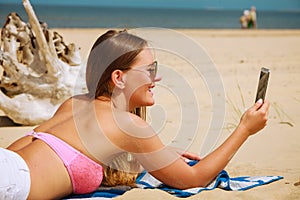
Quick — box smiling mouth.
[148,84,155,92]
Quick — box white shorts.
[0,148,30,200]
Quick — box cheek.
[125,74,150,95]
[129,85,153,105]
[130,85,147,99]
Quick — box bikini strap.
[25,130,35,136]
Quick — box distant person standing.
[240,10,250,29]
[249,6,257,29]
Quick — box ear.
[111,69,126,89]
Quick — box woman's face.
[124,48,161,110]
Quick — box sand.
[0,29,299,199]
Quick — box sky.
[0,0,300,11]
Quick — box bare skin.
[7,48,269,199]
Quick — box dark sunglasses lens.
[151,62,157,80]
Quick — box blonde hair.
[101,107,146,187]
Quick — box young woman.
[1,29,269,199]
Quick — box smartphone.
[255,67,270,102]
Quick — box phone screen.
[255,67,270,102]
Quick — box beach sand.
[0,29,299,199]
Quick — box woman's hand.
[171,147,201,162]
[239,99,270,136]
[181,151,201,162]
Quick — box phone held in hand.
[255,67,270,103]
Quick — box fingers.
[252,99,270,119]
[252,98,263,111]
[251,99,270,113]
[239,99,270,135]
[181,152,201,161]
[259,100,270,125]
[259,100,270,113]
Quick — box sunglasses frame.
[130,61,158,81]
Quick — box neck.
[110,91,131,112]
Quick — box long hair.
[86,30,148,187]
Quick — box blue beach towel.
[68,160,283,199]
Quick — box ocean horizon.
[1,3,300,29]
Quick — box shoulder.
[113,111,155,138]
[54,94,89,114]
[111,110,164,153]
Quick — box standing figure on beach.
[0,29,269,199]
[240,6,257,29]
[249,6,257,29]
[240,10,250,29]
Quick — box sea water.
[1,4,300,29]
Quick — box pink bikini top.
[26,131,103,194]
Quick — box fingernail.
[257,98,263,104]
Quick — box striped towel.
[67,160,283,199]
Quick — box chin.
[135,99,155,108]
[141,101,155,107]
[145,101,155,106]
[145,96,155,106]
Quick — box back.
[35,95,123,164]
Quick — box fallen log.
[0,0,84,125]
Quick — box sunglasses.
[130,61,158,81]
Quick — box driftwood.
[0,0,83,125]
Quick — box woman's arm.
[126,99,269,189]
[189,99,270,187]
